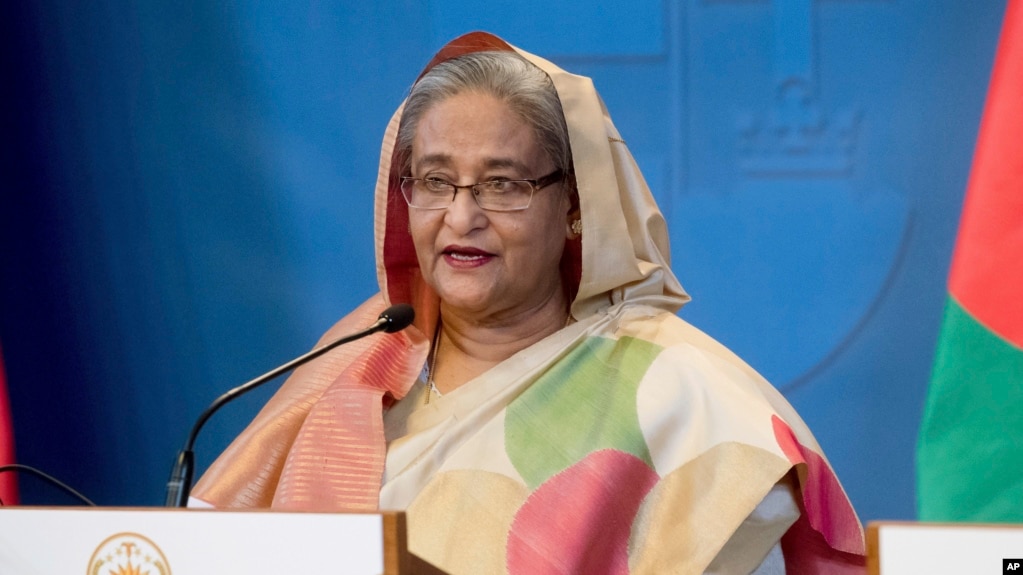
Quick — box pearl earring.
[571,219,583,236]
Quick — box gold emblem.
[88,532,171,575]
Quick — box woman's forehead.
[410,93,548,172]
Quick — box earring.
[571,219,583,236]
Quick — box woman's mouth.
[450,252,484,261]
[443,246,494,268]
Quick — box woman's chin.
[438,294,498,316]
[430,275,499,308]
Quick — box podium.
[868,521,1023,574]
[0,507,444,574]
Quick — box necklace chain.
[424,327,442,405]
[423,312,574,406]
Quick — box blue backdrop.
[0,1,1006,522]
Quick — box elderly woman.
[192,32,865,574]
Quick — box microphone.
[165,303,415,507]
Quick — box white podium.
[0,507,429,574]
[868,521,1023,575]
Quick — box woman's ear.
[564,177,581,240]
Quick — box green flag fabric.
[917,0,1023,521]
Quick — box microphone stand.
[165,304,414,507]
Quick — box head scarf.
[376,32,690,339]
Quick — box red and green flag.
[917,0,1023,522]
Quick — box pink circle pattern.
[506,449,660,574]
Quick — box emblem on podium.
[88,532,171,575]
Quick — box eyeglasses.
[400,169,564,212]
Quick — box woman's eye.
[423,179,451,192]
[482,180,511,193]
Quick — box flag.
[917,0,1023,522]
[0,345,17,505]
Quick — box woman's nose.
[443,186,487,232]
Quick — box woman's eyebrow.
[413,153,453,170]
[481,158,530,172]
[413,155,532,174]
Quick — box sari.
[192,32,866,574]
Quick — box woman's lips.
[442,245,494,268]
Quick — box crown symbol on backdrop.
[737,79,860,176]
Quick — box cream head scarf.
[376,32,690,339]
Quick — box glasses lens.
[475,181,533,211]
[402,178,453,209]
[399,178,416,205]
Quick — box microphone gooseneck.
[0,464,97,506]
[164,303,415,507]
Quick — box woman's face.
[408,91,573,321]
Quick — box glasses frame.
[400,169,565,212]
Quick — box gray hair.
[395,51,573,177]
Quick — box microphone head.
[379,303,415,333]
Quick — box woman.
[193,32,866,574]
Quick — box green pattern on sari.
[505,335,662,489]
